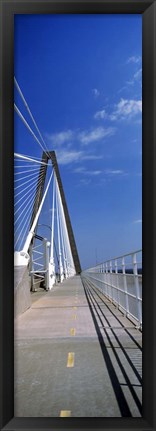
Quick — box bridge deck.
[14,275,142,417]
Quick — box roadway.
[14,275,142,417]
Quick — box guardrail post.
[132,253,142,326]
[115,259,119,307]
[122,256,129,317]
[102,263,105,294]
[110,260,113,302]
[105,262,108,298]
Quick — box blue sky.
[14,14,142,269]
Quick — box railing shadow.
[82,277,142,417]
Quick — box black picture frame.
[0,1,156,430]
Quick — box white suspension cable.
[14,197,35,249]
[14,189,37,227]
[14,162,45,197]
[59,207,68,278]
[50,174,55,262]
[14,170,43,190]
[14,152,49,166]
[16,203,36,251]
[14,168,44,183]
[15,174,41,198]
[14,170,45,216]
[14,186,37,217]
[46,174,57,289]
[14,77,51,159]
[14,164,45,168]
[59,196,71,276]
[55,174,64,282]
[14,167,40,175]
[58,198,71,274]
[22,170,54,254]
[14,166,46,230]
[14,173,44,207]
[56,178,61,259]
[14,104,50,156]
[58,190,73,275]
[55,178,68,277]
[56,178,75,276]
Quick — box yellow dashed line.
[72,314,77,320]
[73,306,77,310]
[70,328,76,336]
[60,410,71,417]
[67,352,75,367]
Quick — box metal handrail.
[81,250,142,328]
[83,249,142,271]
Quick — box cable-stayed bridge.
[14,79,142,418]
[14,150,81,287]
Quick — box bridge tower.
[30,150,81,275]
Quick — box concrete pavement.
[14,275,142,417]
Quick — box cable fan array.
[14,78,76,288]
[14,153,50,252]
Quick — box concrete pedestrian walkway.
[14,275,142,417]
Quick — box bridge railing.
[81,250,142,328]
